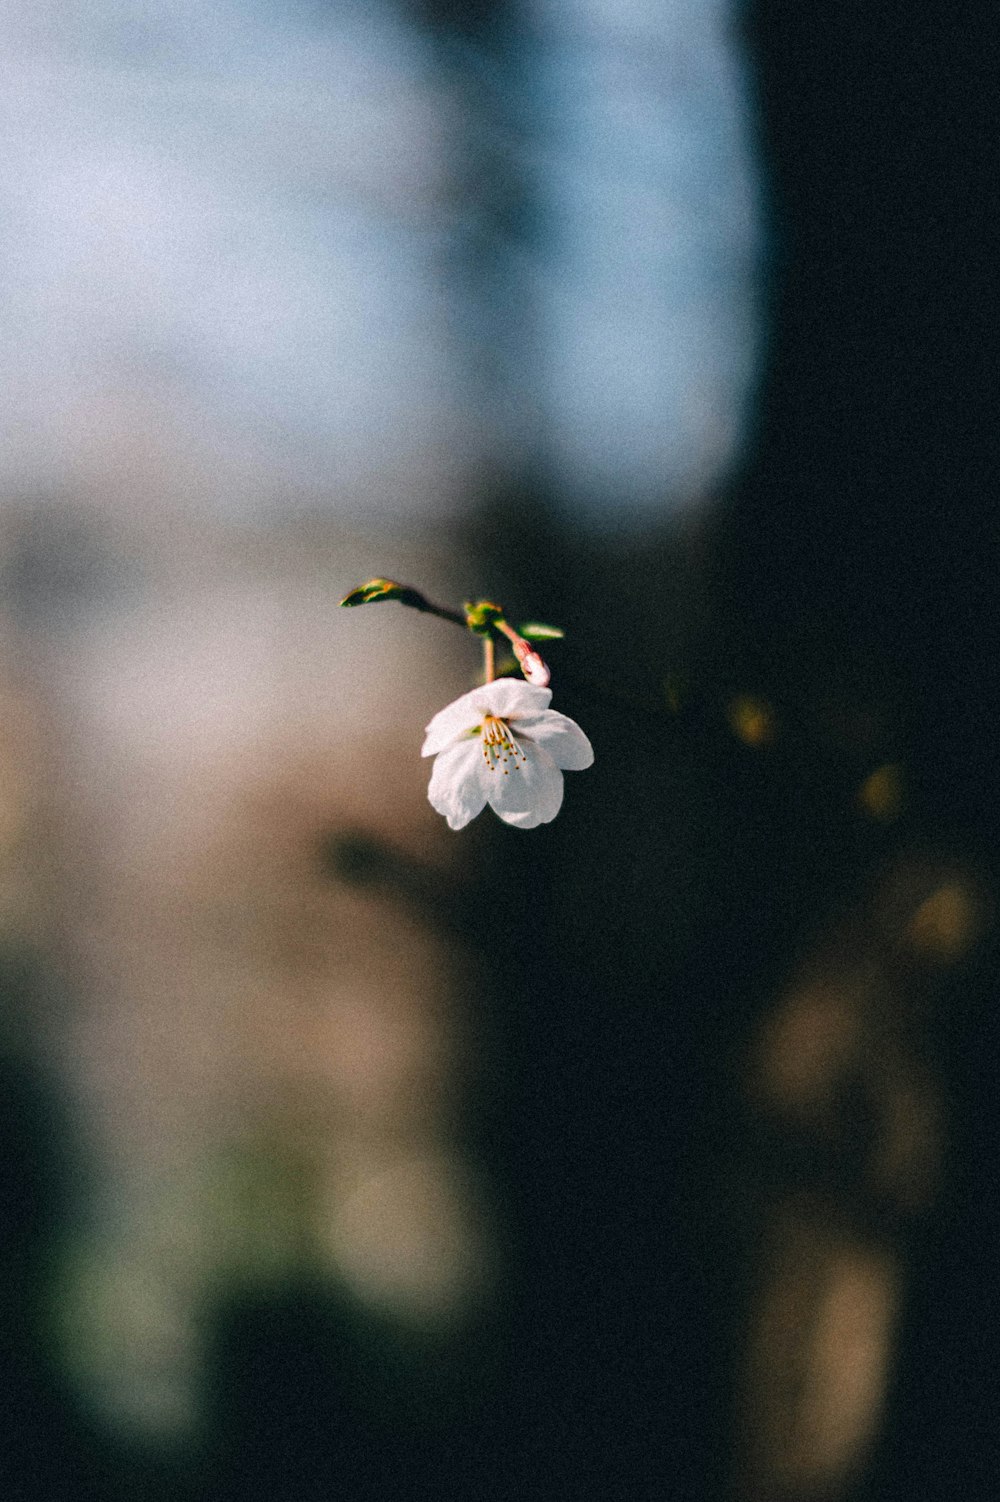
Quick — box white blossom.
[421,679,593,830]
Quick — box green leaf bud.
[463,599,505,635]
[517,622,565,641]
[340,579,425,609]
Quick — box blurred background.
[2,1,998,1498]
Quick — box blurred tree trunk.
[720,3,1000,1498]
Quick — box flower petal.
[426,741,489,829]
[478,678,552,720]
[421,688,484,757]
[485,739,564,828]
[515,710,594,770]
[495,807,546,829]
[422,680,552,755]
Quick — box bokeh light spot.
[727,694,775,747]
[857,763,903,821]
[904,880,982,964]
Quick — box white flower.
[421,679,594,830]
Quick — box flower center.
[480,714,526,775]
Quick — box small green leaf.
[464,599,505,635]
[340,578,421,608]
[517,622,564,641]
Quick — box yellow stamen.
[480,715,526,775]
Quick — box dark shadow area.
[0,954,197,1502]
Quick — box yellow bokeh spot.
[728,695,775,747]
[858,763,903,821]
[905,881,980,964]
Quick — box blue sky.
[1,0,761,530]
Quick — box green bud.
[340,578,423,608]
[463,599,505,635]
[517,622,565,641]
